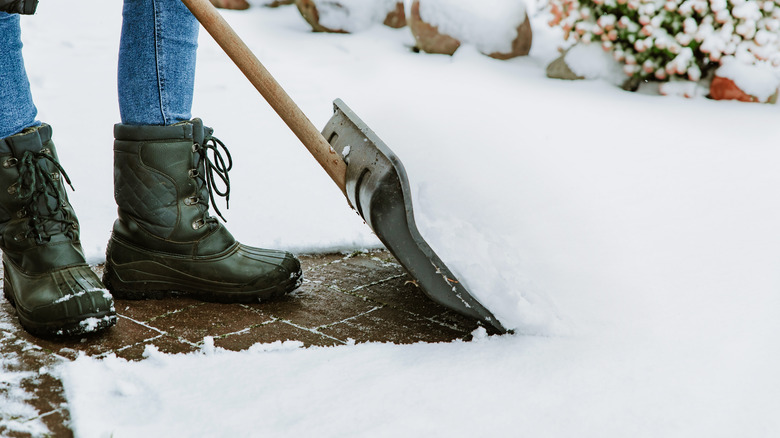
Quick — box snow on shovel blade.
[323,99,507,334]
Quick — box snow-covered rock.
[295,0,404,33]
[547,43,625,84]
[260,0,294,7]
[410,0,531,59]
[711,61,780,103]
[546,51,584,80]
[382,1,406,29]
[210,0,250,10]
[409,0,460,55]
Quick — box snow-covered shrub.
[548,0,780,83]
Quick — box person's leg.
[106,0,302,303]
[0,12,116,337]
[0,12,39,138]
[117,0,199,126]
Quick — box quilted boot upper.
[112,119,236,256]
[105,119,302,302]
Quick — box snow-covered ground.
[7,0,780,436]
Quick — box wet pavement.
[0,250,481,437]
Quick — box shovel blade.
[322,99,506,334]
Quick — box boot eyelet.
[184,196,199,206]
[40,148,51,155]
[70,222,79,230]
[192,219,206,230]
[16,209,26,218]
[7,184,18,195]
[192,143,200,153]
[188,169,199,178]
[13,232,25,242]
[3,158,18,168]
[51,173,60,181]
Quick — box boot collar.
[0,124,52,157]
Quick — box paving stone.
[214,321,341,351]
[114,297,203,324]
[0,249,486,436]
[114,334,200,361]
[306,252,405,292]
[299,252,343,270]
[10,316,162,361]
[354,275,449,319]
[145,302,274,344]
[319,306,467,344]
[0,330,71,438]
[246,281,377,330]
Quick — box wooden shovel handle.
[181,0,347,194]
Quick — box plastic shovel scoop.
[182,0,507,333]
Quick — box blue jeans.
[0,0,198,139]
[0,13,37,139]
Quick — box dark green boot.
[0,125,117,337]
[103,119,302,302]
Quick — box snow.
[311,0,399,33]
[417,0,527,54]
[0,325,50,436]
[564,43,624,84]
[60,329,780,437]
[52,288,110,304]
[12,0,780,436]
[716,59,780,101]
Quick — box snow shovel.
[181,0,507,334]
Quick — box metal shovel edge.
[182,0,507,333]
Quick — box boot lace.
[192,134,232,224]
[12,149,76,243]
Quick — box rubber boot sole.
[3,278,117,338]
[103,262,303,303]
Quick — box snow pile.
[312,0,400,33]
[417,0,527,54]
[61,329,780,437]
[716,59,780,101]
[658,78,705,98]
[564,43,625,84]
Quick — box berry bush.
[548,0,780,82]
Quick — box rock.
[485,15,532,60]
[209,0,250,10]
[383,2,406,29]
[546,51,584,80]
[710,75,778,104]
[264,0,294,6]
[409,0,460,55]
[294,0,349,33]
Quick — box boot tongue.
[191,118,206,146]
[21,156,71,241]
[1,124,53,156]
[10,130,72,241]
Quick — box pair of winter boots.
[0,120,301,337]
